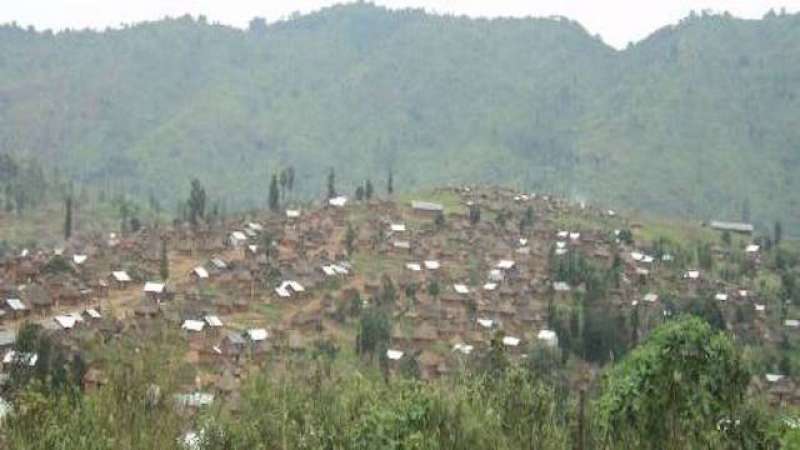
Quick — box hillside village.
[1,184,798,424]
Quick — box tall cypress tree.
[64,195,72,240]
[159,238,169,281]
[365,179,374,200]
[387,170,394,196]
[327,168,337,199]
[269,173,280,212]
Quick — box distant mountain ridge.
[0,4,799,231]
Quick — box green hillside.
[1,4,799,231]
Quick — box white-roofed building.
[390,223,406,232]
[73,254,88,265]
[247,328,268,341]
[54,315,80,330]
[496,260,515,270]
[229,231,248,247]
[405,263,422,272]
[204,315,223,328]
[477,318,494,329]
[424,260,440,270]
[488,269,504,282]
[3,351,37,366]
[286,209,301,219]
[182,320,206,332]
[453,343,474,355]
[393,240,411,250]
[502,336,521,347]
[643,293,659,303]
[453,284,470,295]
[144,282,166,294]
[112,271,132,283]
[386,349,404,360]
[483,282,498,291]
[746,244,760,253]
[715,293,729,302]
[328,196,348,207]
[553,281,571,292]
[192,267,209,280]
[85,308,102,319]
[6,299,26,312]
[537,330,558,347]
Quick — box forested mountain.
[1,4,799,231]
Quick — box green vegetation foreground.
[2,317,798,449]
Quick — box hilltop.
[1,4,800,231]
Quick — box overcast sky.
[2,0,798,48]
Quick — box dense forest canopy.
[1,4,799,232]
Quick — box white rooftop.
[204,315,223,327]
[496,260,515,270]
[144,282,166,294]
[3,351,37,366]
[286,209,301,218]
[390,223,406,232]
[386,349,404,360]
[553,281,571,292]
[477,318,494,328]
[73,254,88,265]
[193,267,209,279]
[247,328,268,341]
[537,329,558,345]
[112,271,131,282]
[328,196,348,207]
[54,315,80,329]
[182,320,206,332]
[502,336,521,347]
[405,263,422,272]
[6,299,26,311]
[453,284,470,295]
[453,343,474,355]
[424,260,440,270]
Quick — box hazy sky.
[2,1,798,48]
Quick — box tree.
[387,170,394,196]
[286,166,295,193]
[248,17,267,34]
[344,223,356,256]
[268,173,280,212]
[356,308,391,360]
[365,179,373,200]
[597,316,750,449]
[187,178,206,227]
[721,230,731,246]
[63,195,72,240]
[279,169,288,200]
[468,204,481,225]
[404,282,418,308]
[159,238,169,281]
[774,221,783,247]
[434,212,445,229]
[327,168,336,199]
[354,185,364,201]
[426,280,440,301]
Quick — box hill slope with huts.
[0,185,798,447]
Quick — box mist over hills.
[1,4,799,231]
